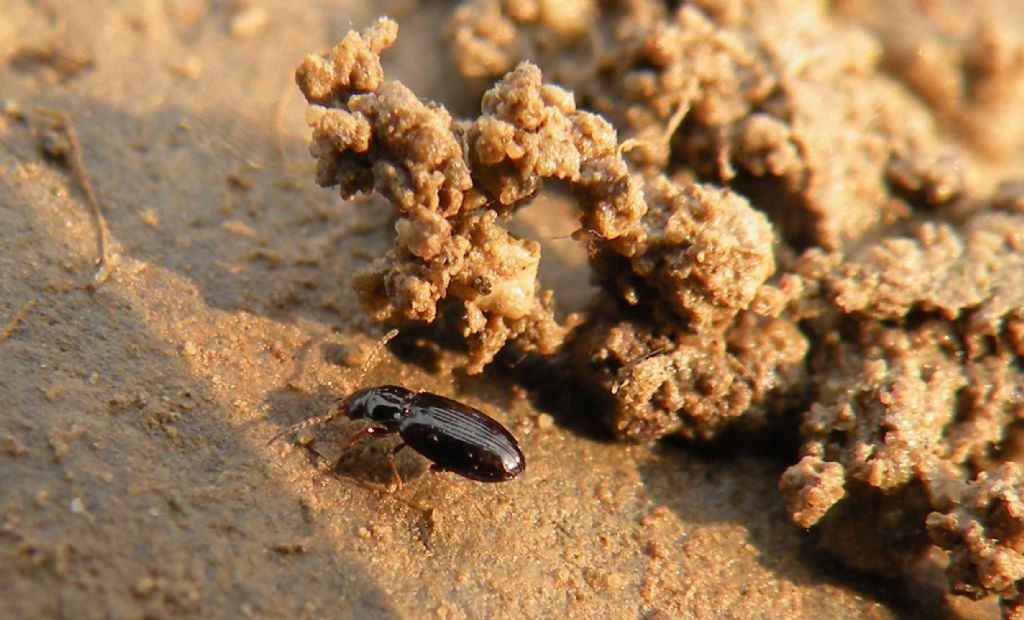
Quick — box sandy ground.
[0,1,1004,618]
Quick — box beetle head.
[341,385,411,428]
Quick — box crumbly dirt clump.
[452,2,1024,611]
[449,0,596,79]
[304,8,1024,616]
[590,176,779,329]
[570,306,807,441]
[779,319,967,529]
[571,175,809,441]
[837,0,1024,160]
[928,464,1024,618]
[297,18,646,372]
[829,211,1024,330]
[778,204,1024,596]
[300,17,808,437]
[450,0,965,250]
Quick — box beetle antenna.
[353,328,399,387]
[266,400,350,446]
[267,329,398,447]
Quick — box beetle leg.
[428,465,485,517]
[342,424,389,449]
[331,425,388,476]
[387,443,408,492]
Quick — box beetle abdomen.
[399,393,525,482]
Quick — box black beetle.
[268,331,525,485]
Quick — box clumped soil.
[1,1,1022,619]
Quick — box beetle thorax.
[344,385,413,426]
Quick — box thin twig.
[0,299,37,343]
[611,346,669,395]
[619,84,695,154]
[35,108,114,289]
[660,95,691,145]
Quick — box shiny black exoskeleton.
[267,329,525,485]
[342,386,525,482]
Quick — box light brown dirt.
[0,1,1012,619]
